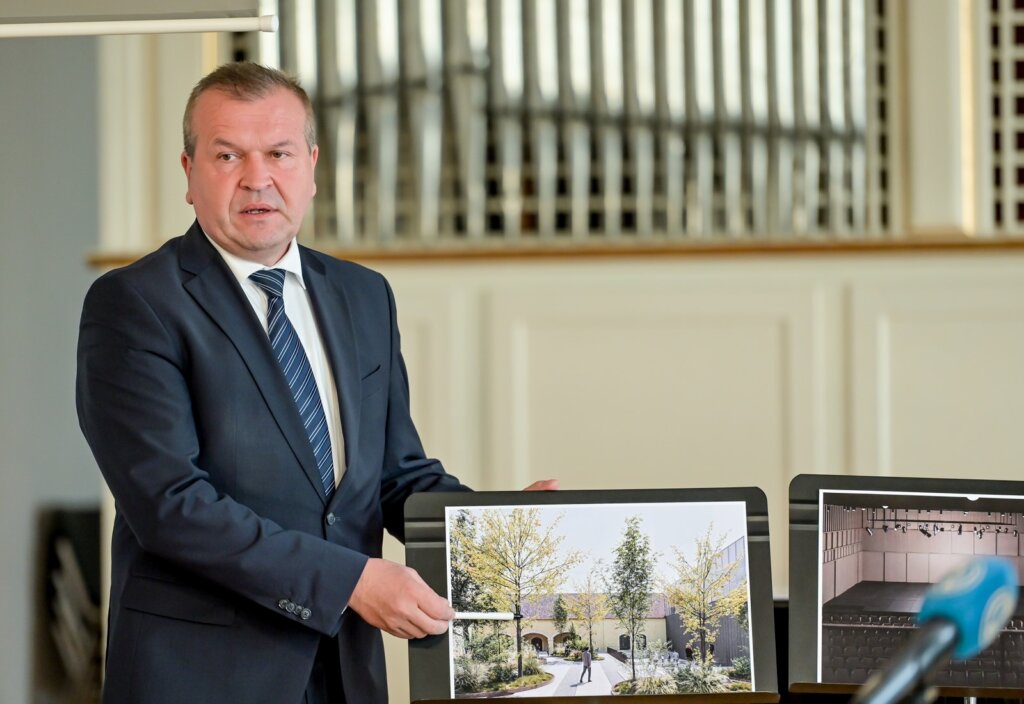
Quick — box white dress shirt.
[204,233,345,489]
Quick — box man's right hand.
[348,558,454,639]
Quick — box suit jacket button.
[278,599,289,611]
[300,608,312,620]
[326,513,337,526]
[286,602,297,614]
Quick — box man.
[579,646,592,684]
[77,62,554,704]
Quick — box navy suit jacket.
[77,223,467,704]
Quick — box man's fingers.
[421,590,456,621]
[404,608,450,638]
[401,565,454,622]
[384,590,450,638]
[424,618,451,636]
[348,558,453,640]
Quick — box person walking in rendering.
[579,647,592,683]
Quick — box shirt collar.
[202,229,307,290]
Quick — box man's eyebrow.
[210,138,297,150]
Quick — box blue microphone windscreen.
[916,556,1019,659]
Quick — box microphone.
[852,556,1019,704]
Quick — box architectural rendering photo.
[819,492,1024,688]
[446,502,753,697]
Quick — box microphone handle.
[851,618,959,704]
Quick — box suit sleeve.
[77,273,362,637]
[377,277,471,542]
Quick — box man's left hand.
[522,479,559,491]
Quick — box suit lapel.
[178,226,328,504]
[301,248,361,501]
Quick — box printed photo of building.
[447,502,753,697]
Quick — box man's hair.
[182,62,316,157]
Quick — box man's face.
[182,87,318,265]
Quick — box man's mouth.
[242,207,273,214]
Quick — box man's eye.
[271,151,289,159]
[218,153,237,161]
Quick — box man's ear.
[181,151,194,205]
[310,144,319,197]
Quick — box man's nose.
[239,156,272,191]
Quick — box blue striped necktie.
[249,269,335,499]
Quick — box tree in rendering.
[449,510,492,647]
[664,525,747,662]
[552,595,568,651]
[459,508,582,678]
[606,515,655,681]
[567,563,610,655]
[450,510,486,610]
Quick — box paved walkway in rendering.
[509,656,616,697]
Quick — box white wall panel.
[950,531,976,554]
[928,552,966,582]
[997,533,1020,556]
[835,554,859,596]
[486,286,819,484]
[861,551,883,581]
[976,532,997,555]
[851,273,1024,477]
[906,552,929,582]
[822,560,836,602]
[884,551,907,581]
[387,285,479,482]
